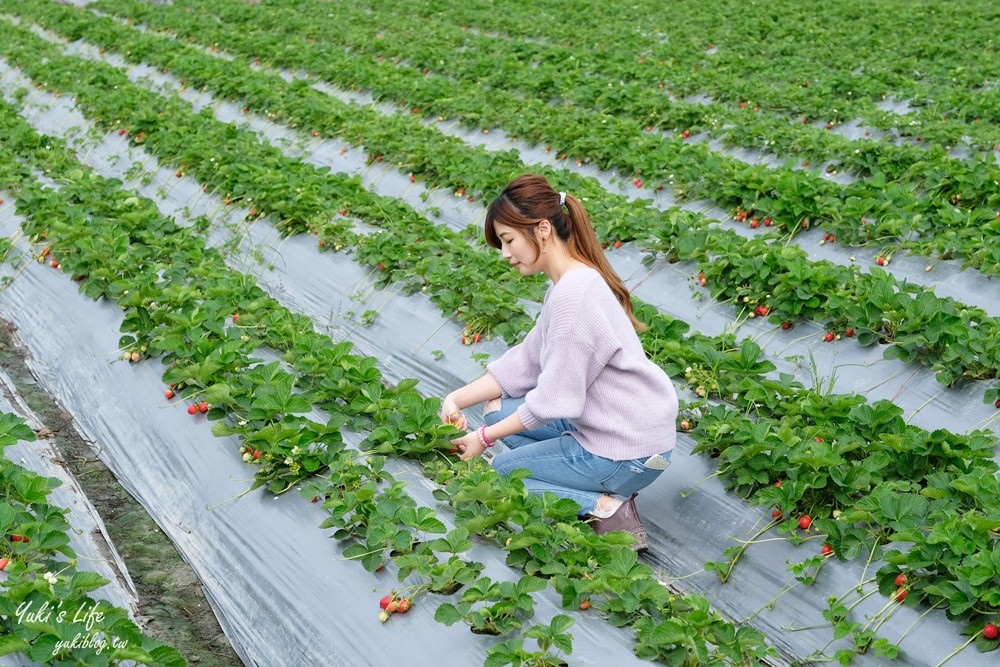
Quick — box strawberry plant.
[0,411,185,665]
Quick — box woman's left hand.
[452,431,486,462]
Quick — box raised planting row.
[203,0,1000,211]
[88,0,1000,277]
[9,2,1000,392]
[0,93,781,666]
[364,0,1000,146]
[4,35,1000,664]
[0,410,186,666]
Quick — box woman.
[441,174,678,551]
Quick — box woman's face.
[493,222,543,275]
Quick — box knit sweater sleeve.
[486,320,543,398]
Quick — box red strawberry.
[994,399,1000,409]
[983,624,999,640]
[895,588,907,602]
[396,598,411,613]
[472,333,481,343]
[763,218,772,226]
[774,480,782,487]
[823,332,835,342]
[815,437,824,442]
[894,573,907,587]
[379,595,394,610]
[613,240,622,249]
[0,557,8,570]
[176,171,183,178]
[749,219,759,228]
[117,129,127,136]
[164,389,174,399]
[386,599,399,613]
[311,131,320,137]
[187,404,198,415]
[409,174,415,183]
[579,599,590,610]
[781,321,792,330]
[876,256,885,266]
[844,328,854,337]
[10,535,28,543]
[798,515,812,529]
[50,259,58,268]
[198,401,208,413]
[821,544,833,556]
[378,263,385,271]
[253,450,262,460]
[771,509,782,520]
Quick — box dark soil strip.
[0,318,243,667]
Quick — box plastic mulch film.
[1,25,999,667]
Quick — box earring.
[542,242,547,253]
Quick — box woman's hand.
[451,431,485,462]
[440,394,468,430]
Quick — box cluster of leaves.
[87,0,1000,275]
[11,0,1000,388]
[349,0,1000,149]
[0,412,186,666]
[239,0,1000,208]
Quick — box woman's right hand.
[440,394,468,430]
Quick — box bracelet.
[477,425,494,448]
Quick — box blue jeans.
[484,397,669,515]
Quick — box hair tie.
[558,191,566,207]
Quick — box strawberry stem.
[932,632,979,667]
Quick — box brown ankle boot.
[588,494,648,552]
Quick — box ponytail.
[562,194,647,332]
[485,174,647,332]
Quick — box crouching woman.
[441,174,678,551]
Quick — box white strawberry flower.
[291,446,300,455]
[284,457,294,466]
[43,572,58,585]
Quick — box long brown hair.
[485,174,646,331]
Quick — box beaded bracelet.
[477,425,494,448]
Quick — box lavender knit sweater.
[487,267,678,460]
